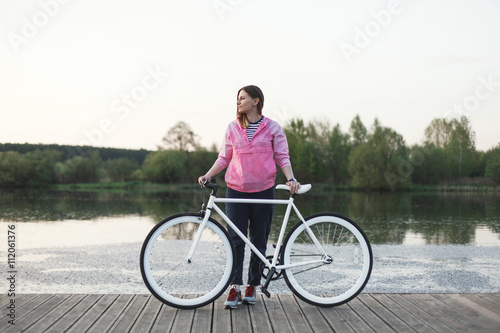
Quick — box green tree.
[485,144,500,183]
[349,114,367,146]
[424,116,477,181]
[56,151,101,183]
[425,118,453,148]
[447,116,476,179]
[142,150,189,183]
[188,150,221,183]
[409,144,449,184]
[327,124,351,183]
[102,158,139,182]
[161,121,200,151]
[24,149,63,186]
[0,151,27,187]
[349,119,408,190]
[284,119,312,182]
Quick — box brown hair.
[237,85,264,128]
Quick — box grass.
[52,181,201,193]
[310,182,499,193]
[51,181,498,194]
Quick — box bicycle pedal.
[260,286,271,298]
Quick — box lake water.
[1,187,499,247]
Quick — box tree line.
[285,115,499,189]
[1,117,499,189]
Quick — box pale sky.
[1,0,499,152]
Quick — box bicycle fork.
[186,195,216,263]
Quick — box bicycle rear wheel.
[282,213,372,307]
[140,213,235,309]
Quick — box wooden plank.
[377,294,438,333]
[212,293,232,332]
[24,294,86,333]
[247,294,273,333]
[149,302,178,332]
[0,294,39,331]
[109,294,150,333]
[231,301,252,333]
[191,301,213,333]
[388,294,454,333]
[86,294,134,332]
[4,294,51,320]
[332,302,375,333]
[423,294,489,332]
[368,294,434,333]
[66,294,118,333]
[0,294,11,307]
[480,294,500,306]
[448,294,500,324]
[130,295,163,332]
[485,293,500,304]
[5,294,39,306]
[169,295,196,332]
[432,294,500,332]
[264,294,294,333]
[46,294,103,332]
[278,294,312,333]
[317,305,357,332]
[7,293,500,332]
[408,294,476,332]
[460,294,500,315]
[350,295,398,333]
[293,296,334,333]
[4,294,69,333]
[360,294,414,332]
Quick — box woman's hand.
[198,175,210,186]
[286,180,300,194]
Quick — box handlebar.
[201,178,219,196]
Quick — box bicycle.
[140,180,373,309]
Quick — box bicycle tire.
[282,213,372,307]
[140,213,235,309]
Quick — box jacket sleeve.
[272,123,292,169]
[215,124,233,169]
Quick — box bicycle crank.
[259,255,283,281]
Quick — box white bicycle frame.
[186,185,329,272]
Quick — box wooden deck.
[1,294,499,332]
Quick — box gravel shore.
[13,243,500,294]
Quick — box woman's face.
[237,90,258,114]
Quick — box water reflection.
[0,188,499,245]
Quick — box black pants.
[225,186,274,286]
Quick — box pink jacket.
[215,116,291,193]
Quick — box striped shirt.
[246,117,263,142]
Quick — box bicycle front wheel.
[140,213,235,309]
[282,213,372,307]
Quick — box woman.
[198,85,300,309]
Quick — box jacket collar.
[235,115,269,130]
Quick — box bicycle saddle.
[276,183,312,194]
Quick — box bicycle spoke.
[140,214,234,309]
[282,214,372,307]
